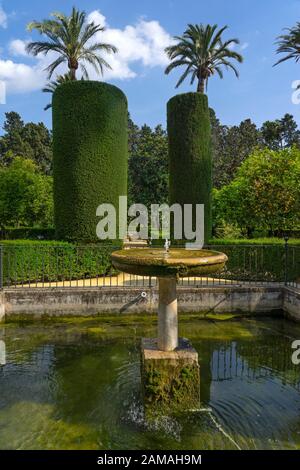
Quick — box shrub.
[0,228,55,240]
[167,93,212,243]
[0,157,53,228]
[1,239,299,285]
[52,81,128,242]
[208,242,300,282]
[214,221,243,239]
[1,240,122,286]
[213,147,300,234]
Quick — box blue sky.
[1,0,300,132]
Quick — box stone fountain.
[112,244,227,416]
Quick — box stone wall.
[283,287,300,321]
[0,285,291,321]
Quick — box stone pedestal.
[141,337,200,417]
[158,277,178,351]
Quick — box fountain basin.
[111,248,228,278]
[112,246,229,412]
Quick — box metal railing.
[210,339,300,392]
[0,243,299,289]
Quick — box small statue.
[164,238,171,253]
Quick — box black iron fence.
[210,339,300,392]
[0,243,299,289]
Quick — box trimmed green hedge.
[52,81,128,242]
[1,240,121,286]
[0,228,55,240]
[210,238,300,246]
[1,239,298,285]
[167,93,212,244]
[149,238,300,282]
[208,243,299,282]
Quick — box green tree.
[280,113,300,147]
[0,112,52,173]
[261,114,300,149]
[165,24,243,92]
[210,110,260,188]
[22,122,52,173]
[0,112,31,165]
[128,124,168,208]
[214,147,300,234]
[0,157,53,228]
[128,115,140,156]
[26,7,117,80]
[260,120,282,150]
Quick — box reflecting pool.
[0,315,300,450]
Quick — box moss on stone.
[141,343,200,418]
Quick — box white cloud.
[1,10,173,94]
[0,59,45,93]
[9,39,30,56]
[86,11,172,80]
[0,5,7,28]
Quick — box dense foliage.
[208,242,299,282]
[0,157,53,229]
[128,121,168,208]
[213,147,300,235]
[0,112,52,174]
[211,111,300,188]
[1,107,300,238]
[1,240,121,286]
[1,239,299,285]
[168,92,212,243]
[52,81,128,241]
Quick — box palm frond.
[274,23,300,67]
[26,6,117,83]
[44,55,67,79]
[164,23,243,92]
[175,64,194,88]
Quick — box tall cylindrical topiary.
[167,92,212,244]
[52,81,128,241]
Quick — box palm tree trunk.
[197,78,205,93]
[70,68,76,80]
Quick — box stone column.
[141,276,200,418]
[158,277,178,351]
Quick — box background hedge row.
[1,240,121,286]
[1,240,299,285]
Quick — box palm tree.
[26,7,117,80]
[274,22,300,67]
[165,24,243,93]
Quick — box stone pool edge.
[0,285,298,322]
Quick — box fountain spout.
[164,238,171,253]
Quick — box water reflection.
[0,317,299,450]
[0,340,5,366]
